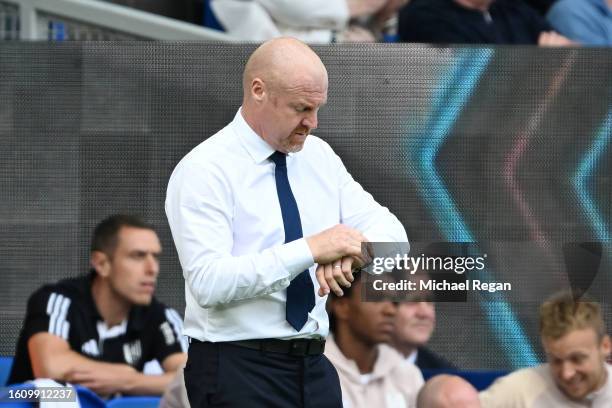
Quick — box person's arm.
[210,0,282,41]
[118,305,188,395]
[257,0,350,29]
[346,0,388,18]
[166,159,313,308]
[22,288,137,387]
[165,158,365,308]
[65,353,185,396]
[537,31,575,46]
[478,370,537,408]
[116,353,187,396]
[314,141,409,295]
[546,3,594,45]
[332,147,408,245]
[29,332,137,392]
[518,0,576,46]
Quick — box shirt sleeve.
[165,158,315,308]
[210,0,282,41]
[547,2,597,45]
[256,0,349,30]
[328,143,409,245]
[478,373,533,408]
[22,287,73,342]
[151,307,188,365]
[211,0,345,43]
[316,143,409,270]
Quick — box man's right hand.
[306,224,367,265]
[538,31,576,47]
[307,225,370,296]
[66,364,137,397]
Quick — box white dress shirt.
[405,350,418,366]
[165,109,408,342]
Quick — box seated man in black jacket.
[398,0,572,45]
[8,215,187,396]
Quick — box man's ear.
[251,78,266,103]
[90,251,111,278]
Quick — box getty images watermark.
[361,243,513,302]
[371,252,487,275]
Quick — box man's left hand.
[66,364,137,396]
[316,255,364,297]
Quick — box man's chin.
[132,295,153,305]
[559,384,589,401]
[286,144,305,153]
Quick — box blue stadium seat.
[107,396,161,408]
[0,356,14,386]
[421,369,508,391]
[75,385,106,408]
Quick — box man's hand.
[306,224,368,266]
[66,364,137,397]
[538,31,576,47]
[316,256,365,297]
[346,0,388,18]
[374,0,410,25]
[338,25,376,43]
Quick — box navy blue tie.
[270,151,315,331]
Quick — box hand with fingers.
[538,31,576,47]
[306,224,372,297]
[66,364,137,397]
[315,256,359,297]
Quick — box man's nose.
[560,363,576,381]
[415,302,433,317]
[146,255,160,276]
[382,301,398,316]
[302,111,318,130]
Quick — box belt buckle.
[289,340,308,356]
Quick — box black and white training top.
[8,271,186,385]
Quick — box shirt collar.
[406,349,418,365]
[232,107,276,164]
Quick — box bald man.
[166,38,408,407]
[417,375,481,408]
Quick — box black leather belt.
[191,337,326,356]
[229,338,325,356]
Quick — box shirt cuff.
[278,238,315,280]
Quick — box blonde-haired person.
[480,292,612,407]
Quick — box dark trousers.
[184,341,343,408]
